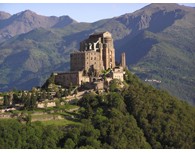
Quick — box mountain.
[0,3,194,105]
[114,4,195,104]
[0,10,77,42]
[0,11,11,20]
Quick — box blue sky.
[0,3,195,22]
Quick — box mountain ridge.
[0,11,11,20]
[0,9,77,42]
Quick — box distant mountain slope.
[0,10,77,42]
[0,11,11,20]
[0,27,73,90]
[115,3,195,104]
[0,3,194,105]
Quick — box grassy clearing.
[30,109,81,127]
[0,118,16,121]
[31,114,55,120]
[59,104,79,110]
[39,104,79,112]
[0,104,81,127]
[39,118,81,126]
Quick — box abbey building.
[54,31,126,89]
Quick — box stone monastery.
[54,31,126,90]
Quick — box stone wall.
[71,50,103,75]
[55,71,89,88]
[111,66,125,81]
[70,51,85,71]
[37,101,56,108]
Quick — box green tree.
[41,73,55,91]
[26,114,32,125]
[24,92,31,109]
[56,91,61,98]
[13,92,19,106]
[63,89,68,97]
[107,92,126,113]
[109,79,119,92]
[68,83,73,95]
[74,88,78,95]
[30,93,37,109]
[42,125,63,149]
[21,92,26,104]
[3,95,9,107]
[41,90,47,100]
[64,138,76,149]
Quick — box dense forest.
[0,70,194,149]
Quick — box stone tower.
[102,35,115,70]
[121,52,126,69]
[79,31,115,70]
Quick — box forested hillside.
[0,70,194,149]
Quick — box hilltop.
[0,3,194,105]
[0,69,194,148]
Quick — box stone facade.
[94,81,104,91]
[37,101,56,108]
[70,50,103,74]
[54,31,126,88]
[111,66,124,81]
[55,71,89,88]
[79,31,115,71]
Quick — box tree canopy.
[0,70,194,149]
